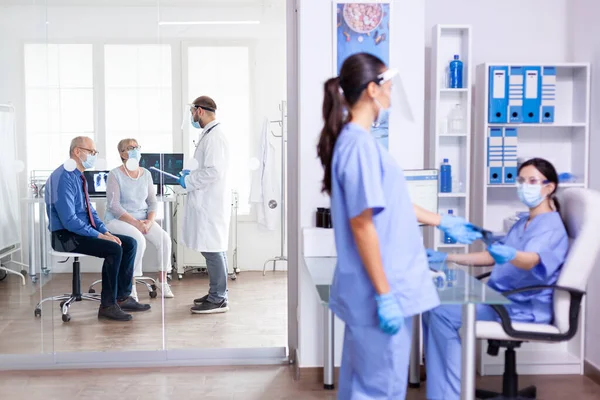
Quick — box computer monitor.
[404,169,439,226]
[83,170,110,197]
[140,153,184,186]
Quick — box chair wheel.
[34,309,42,317]
[62,314,71,322]
[21,270,28,276]
[151,284,157,291]
[88,289,96,293]
[0,270,7,281]
[229,274,237,281]
[149,291,158,298]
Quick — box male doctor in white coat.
[179,96,231,314]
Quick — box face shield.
[375,68,414,123]
[181,103,200,131]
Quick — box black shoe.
[190,299,229,314]
[193,294,209,306]
[98,304,132,321]
[118,296,151,312]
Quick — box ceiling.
[0,0,267,6]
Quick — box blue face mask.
[191,113,201,129]
[373,98,391,128]
[80,154,96,170]
[128,149,141,161]
[517,183,546,208]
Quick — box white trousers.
[105,219,172,277]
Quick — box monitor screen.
[140,153,184,185]
[83,170,109,195]
[404,169,439,220]
[162,153,184,185]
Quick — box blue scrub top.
[328,123,440,327]
[488,211,569,324]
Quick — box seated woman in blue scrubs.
[424,157,569,400]
[316,52,482,400]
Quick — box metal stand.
[461,303,477,400]
[323,307,335,390]
[263,101,288,276]
[409,314,422,388]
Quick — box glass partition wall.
[0,0,289,368]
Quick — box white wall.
[0,3,286,272]
[296,0,572,368]
[568,0,600,371]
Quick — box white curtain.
[0,107,20,250]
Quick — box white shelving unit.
[472,63,591,376]
[426,25,472,253]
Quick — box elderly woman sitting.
[104,138,174,300]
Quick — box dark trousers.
[51,230,137,307]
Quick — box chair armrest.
[489,285,585,342]
[476,271,491,280]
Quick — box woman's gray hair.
[117,138,138,152]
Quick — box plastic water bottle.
[449,55,463,88]
[444,210,457,244]
[447,104,464,134]
[440,159,452,193]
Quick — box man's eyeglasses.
[516,177,549,185]
[78,147,99,156]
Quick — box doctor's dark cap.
[193,96,217,113]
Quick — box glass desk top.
[303,257,511,306]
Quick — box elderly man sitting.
[45,136,151,321]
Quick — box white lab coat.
[182,120,231,252]
[249,117,279,231]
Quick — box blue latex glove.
[426,249,448,270]
[374,293,404,335]
[438,215,483,244]
[488,244,517,264]
[178,170,190,189]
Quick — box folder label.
[488,66,509,124]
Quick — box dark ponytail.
[317,53,386,194]
[317,77,348,194]
[518,157,561,212]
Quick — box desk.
[303,257,510,400]
[23,195,177,283]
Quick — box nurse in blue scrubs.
[424,157,569,400]
[316,52,482,400]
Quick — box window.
[187,46,252,214]
[104,45,172,168]
[24,44,94,173]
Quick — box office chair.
[87,276,158,298]
[34,250,101,322]
[473,188,600,399]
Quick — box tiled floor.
[1,365,600,400]
[0,271,287,354]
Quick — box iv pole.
[263,101,288,275]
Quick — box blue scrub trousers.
[338,317,413,400]
[423,305,498,400]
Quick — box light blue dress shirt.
[328,122,440,327]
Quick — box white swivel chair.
[34,250,101,322]
[474,188,600,399]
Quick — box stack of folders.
[487,127,518,185]
[488,65,556,124]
